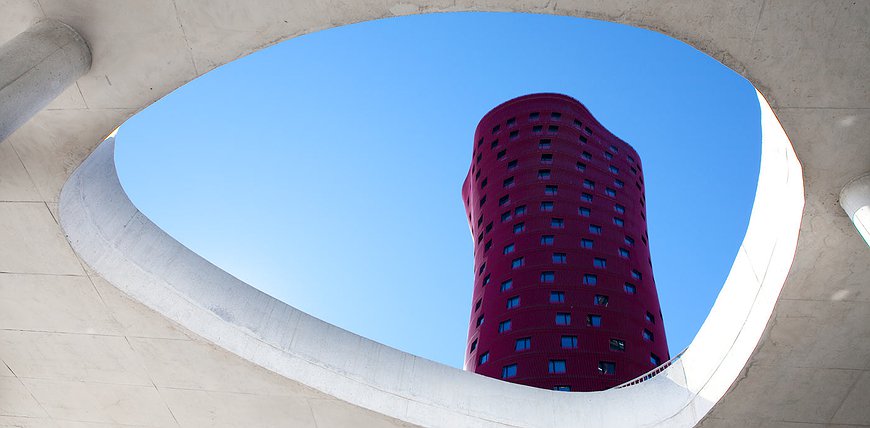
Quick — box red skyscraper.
[462,93,669,392]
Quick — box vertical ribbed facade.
[462,93,669,392]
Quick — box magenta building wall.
[462,93,669,392]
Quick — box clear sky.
[114,12,760,369]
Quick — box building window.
[614,204,625,214]
[515,337,531,351]
[551,112,562,120]
[552,253,567,264]
[541,153,553,163]
[544,185,558,195]
[583,179,595,190]
[502,364,517,379]
[485,222,493,233]
[540,201,554,212]
[582,151,592,160]
[480,178,488,189]
[609,145,619,153]
[614,179,624,188]
[627,155,635,163]
[604,152,614,160]
[479,352,489,365]
[503,243,515,254]
[541,235,554,245]
[482,274,491,286]
[581,238,594,248]
[499,195,510,206]
[561,335,578,349]
[551,218,565,228]
[555,312,571,325]
[506,296,520,309]
[584,127,592,135]
[509,130,519,140]
[554,385,571,392]
[583,274,598,285]
[606,188,617,197]
[624,283,637,294]
[651,353,661,366]
[646,312,655,324]
[594,295,609,306]
[508,159,518,170]
[511,257,524,269]
[632,269,642,280]
[576,162,586,171]
[513,223,525,233]
[500,279,513,292]
[540,271,555,283]
[476,314,484,327]
[550,291,565,303]
[484,240,492,252]
[491,140,499,149]
[479,195,486,207]
[619,248,630,258]
[579,207,591,217]
[598,361,616,375]
[610,339,625,352]
[503,177,515,188]
[499,319,512,333]
[573,119,582,127]
[624,235,635,246]
[529,112,540,120]
[581,193,593,202]
[500,211,512,222]
[643,329,654,341]
[613,217,624,227]
[547,125,559,134]
[587,314,602,327]
[478,262,486,275]
[515,205,527,216]
[507,117,516,126]
[609,165,619,174]
[578,134,588,144]
[475,299,482,311]
[492,125,500,134]
[589,224,602,235]
[538,169,551,180]
[548,360,566,374]
[631,166,637,175]
[538,139,551,149]
[532,125,543,134]
[470,339,477,352]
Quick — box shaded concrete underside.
[0,1,867,427]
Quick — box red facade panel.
[462,93,669,391]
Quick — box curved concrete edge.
[58,87,802,427]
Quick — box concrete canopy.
[1,1,868,427]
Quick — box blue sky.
[114,12,760,369]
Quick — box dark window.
[508,159,518,170]
[499,195,510,206]
[485,222,493,233]
[610,339,626,352]
[501,211,512,222]
[554,385,571,392]
[491,140,499,149]
[482,274,490,286]
[480,178,487,189]
[470,339,477,352]
[561,335,578,349]
[502,364,517,379]
[515,205,527,216]
[515,337,531,351]
[624,235,635,246]
[583,179,595,189]
[584,127,592,135]
[606,188,617,197]
[604,151,614,160]
[551,218,564,228]
[507,117,516,126]
[610,145,619,153]
[506,296,520,309]
[624,283,637,294]
[541,153,553,163]
[581,193,594,202]
[619,248,630,258]
[540,271,555,283]
[598,361,616,375]
[579,207,591,217]
[548,360,566,374]
[551,112,562,120]
[614,179,624,188]
[511,257,524,269]
[594,295,609,306]
[550,291,565,303]
[513,222,525,233]
[615,204,626,214]
[632,269,642,280]
[497,149,506,160]
[587,315,602,327]
[544,185,558,195]
[503,243,515,254]
[500,279,513,292]
[573,119,582,127]
[609,165,619,174]
[581,238,594,248]
[613,217,624,227]
[627,155,635,163]
[579,135,588,144]
[552,253,567,264]
[643,329,654,341]
[476,314,484,327]
[475,299,482,311]
[499,319,512,333]
[651,353,661,366]
[646,312,655,324]
[589,224,602,235]
[478,262,486,275]
[492,125,500,134]
[583,274,598,285]
[582,151,592,160]
[547,125,559,134]
[576,162,586,171]
[541,235,555,245]
[539,139,551,149]
[484,240,492,252]
[529,112,540,120]
[479,352,489,365]
[532,125,543,134]
[479,195,486,207]
[538,169,551,179]
[555,312,571,325]
[477,138,484,147]
[509,130,519,139]
[540,201,554,212]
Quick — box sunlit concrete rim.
[59,77,803,427]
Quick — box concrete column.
[0,20,91,142]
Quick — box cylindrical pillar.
[0,19,91,142]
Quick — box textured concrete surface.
[0,1,868,427]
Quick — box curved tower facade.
[462,93,669,392]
